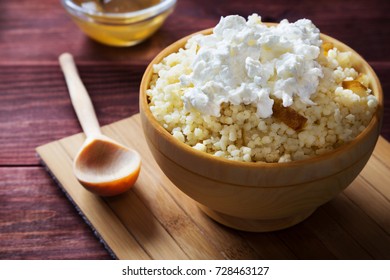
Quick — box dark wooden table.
[1,0,389,260]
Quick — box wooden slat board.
[36,114,390,260]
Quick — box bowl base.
[198,205,315,232]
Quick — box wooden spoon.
[59,53,141,197]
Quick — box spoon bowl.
[73,135,141,196]
[59,53,141,196]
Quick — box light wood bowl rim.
[140,24,383,169]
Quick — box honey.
[65,0,175,46]
[74,0,162,13]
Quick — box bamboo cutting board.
[36,114,390,260]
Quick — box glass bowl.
[61,0,177,47]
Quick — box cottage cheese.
[147,14,378,163]
[180,14,323,118]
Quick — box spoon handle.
[59,53,101,138]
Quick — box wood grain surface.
[36,115,390,260]
[0,0,389,259]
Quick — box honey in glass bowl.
[62,0,177,46]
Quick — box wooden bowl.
[139,27,383,232]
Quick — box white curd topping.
[180,14,324,118]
